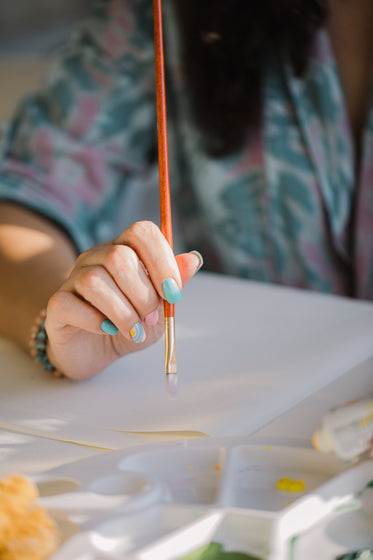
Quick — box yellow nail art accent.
[129,322,146,343]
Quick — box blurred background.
[0,0,91,121]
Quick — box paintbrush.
[153,0,177,398]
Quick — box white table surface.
[1,272,372,476]
[1,337,372,478]
[1,273,372,450]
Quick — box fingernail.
[144,309,159,326]
[162,278,182,303]
[129,322,146,343]
[189,250,204,272]
[101,319,119,335]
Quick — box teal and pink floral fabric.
[0,0,372,299]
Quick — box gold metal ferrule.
[164,317,177,374]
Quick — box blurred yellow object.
[0,474,59,560]
[276,477,306,492]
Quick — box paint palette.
[29,437,372,559]
[278,460,373,559]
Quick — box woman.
[0,0,372,379]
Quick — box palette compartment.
[118,444,227,505]
[278,461,373,559]
[129,508,277,560]
[219,444,346,511]
[27,436,368,559]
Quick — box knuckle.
[105,244,127,271]
[107,244,139,274]
[124,250,140,275]
[126,220,159,244]
[78,266,104,291]
[106,245,139,271]
[47,290,70,314]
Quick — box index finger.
[114,221,182,304]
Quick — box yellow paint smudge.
[276,477,306,492]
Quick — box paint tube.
[312,398,373,461]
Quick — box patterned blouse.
[0,0,372,299]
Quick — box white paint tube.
[312,399,373,461]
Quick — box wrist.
[29,310,63,378]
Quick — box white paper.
[0,428,104,476]
[0,273,372,445]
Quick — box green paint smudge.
[335,549,373,560]
[176,542,263,560]
[288,536,298,560]
[356,479,373,498]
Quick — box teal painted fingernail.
[162,278,182,303]
[101,319,119,335]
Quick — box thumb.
[175,250,203,287]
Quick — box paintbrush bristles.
[164,317,177,374]
[166,373,178,400]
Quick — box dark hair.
[176,1,327,157]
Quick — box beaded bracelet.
[29,310,63,378]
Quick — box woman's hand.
[45,221,202,380]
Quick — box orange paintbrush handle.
[153,0,174,320]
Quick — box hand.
[45,221,202,379]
